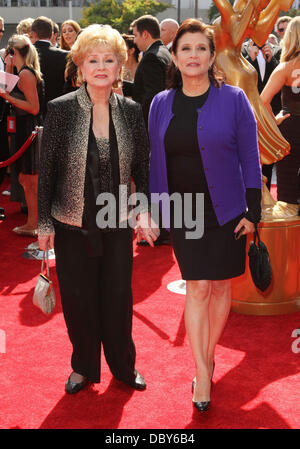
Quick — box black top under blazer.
[38,84,150,236]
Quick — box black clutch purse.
[248,223,272,292]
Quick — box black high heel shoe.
[193,398,210,412]
[192,379,211,413]
[191,362,215,412]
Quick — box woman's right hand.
[38,233,55,251]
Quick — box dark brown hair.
[31,16,53,40]
[166,18,224,89]
[122,34,139,62]
[130,15,160,39]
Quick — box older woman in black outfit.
[38,24,159,394]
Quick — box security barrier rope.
[0,129,37,168]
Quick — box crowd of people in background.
[0,10,299,412]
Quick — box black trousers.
[54,224,136,384]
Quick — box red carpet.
[0,177,299,429]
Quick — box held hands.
[38,233,55,251]
[135,212,160,247]
[234,217,255,239]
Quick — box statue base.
[231,216,300,315]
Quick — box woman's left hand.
[234,217,255,238]
[135,211,160,247]
[275,110,290,126]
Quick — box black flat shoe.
[193,400,210,412]
[65,373,88,394]
[122,370,146,390]
[132,370,146,390]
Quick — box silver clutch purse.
[33,247,56,315]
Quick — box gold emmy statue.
[213,0,300,315]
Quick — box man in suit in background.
[131,15,172,245]
[31,16,68,118]
[130,15,172,127]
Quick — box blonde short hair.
[71,24,127,84]
[280,16,300,62]
[16,18,34,35]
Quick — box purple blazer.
[148,84,262,226]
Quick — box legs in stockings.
[185,279,231,402]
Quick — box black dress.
[164,88,249,281]
[277,85,300,204]
[10,66,44,175]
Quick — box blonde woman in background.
[16,17,34,39]
[0,34,44,236]
[261,16,300,216]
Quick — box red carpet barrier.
[0,130,37,168]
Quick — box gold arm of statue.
[213,0,294,166]
[250,0,294,46]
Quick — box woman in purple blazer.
[148,19,262,412]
